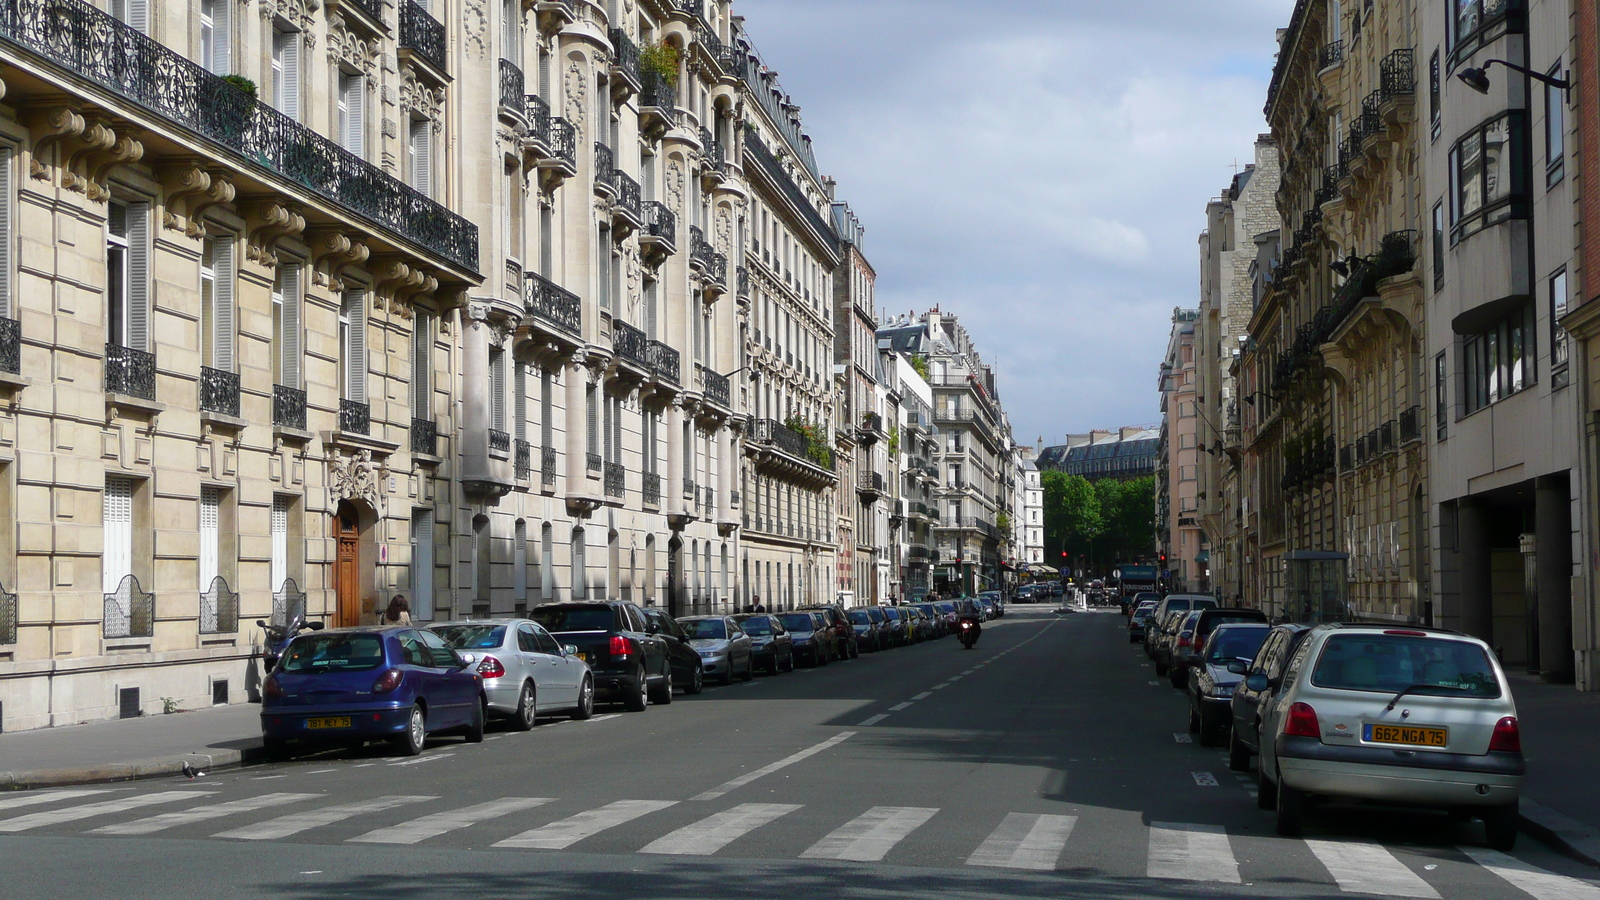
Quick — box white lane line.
[689,733,855,801]
[251,775,286,780]
[800,806,938,862]
[1192,772,1218,786]
[0,790,113,812]
[351,764,378,768]
[931,683,952,690]
[966,812,1077,871]
[494,799,679,850]
[639,803,801,856]
[961,670,976,675]
[856,714,890,727]
[213,795,436,841]
[0,791,212,832]
[1173,734,1193,743]
[1460,847,1600,900]
[1149,681,1161,686]
[349,797,554,845]
[911,692,932,701]
[304,769,338,775]
[92,793,320,836]
[388,752,456,767]
[1148,822,1240,883]
[888,702,913,712]
[1305,840,1440,898]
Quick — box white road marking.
[1192,772,1218,786]
[348,797,553,844]
[800,806,938,862]
[587,714,621,723]
[911,692,932,701]
[888,702,913,712]
[1461,847,1600,900]
[92,793,319,835]
[0,790,113,812]
[304,769,338,775]
[494,799,679,850]
[388,752,455,767]
[1147,822,1240,883]
[856,714,890,727]
[1173,734,1193,743]
[639,803,801,856]
[250,775,286,780]
[1305,840,1441,898]
[1149,681,1161,686]
[213,795,436,841]
[690,733,855,801]
[0,791,211,832]
[966,812,1077,870]
[351,764,377,768]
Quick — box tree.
[1093,475,1156,562]
[1042,470,1102,562]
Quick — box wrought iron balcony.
[698,126,727,180]
[340,398,370,435]
[489,429,511,453]
[613,170,642,228]
[0,0,478,274]
[1316,166,1340,205]
[586,451,602,475]
[1379,420,1396,452]
[271,578,307,629]
[736,266,750,299]
[754,418,812,462]
[0,316,18,374]
[612,320,648,368]
[341,0,383,23]
[683,478,696,501]
[857,411,884,443]
[594,142,618,194]
[857,469,885,497]
[1319,39,1343,69]
[604,461,625,498]
[524,93,551,147]
[642,201,676,253]
[609,27,640,88]
[515,439,532,480]
[640,68,676,117]
[105,343,155,400]
[273,384,306,429]
[198,575,238,634]
[643,471,661,506]
[412,417,437,456]
[400,0,447,72]
[1358,90,1384,144]
[499,58,525,118]
[647,339,680,384]
[1399,405,1422,444]
[687,226,708,270]
[743,133,840,256]
[542,445,557,486]
[0,578,13,644]
[199,366,239,417]
[1380,48,1415,101]
[699,366,730,408]
[690,227,727,287]
[103,574,153,639]
[524,270,581,337]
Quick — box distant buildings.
[1038,427,1161,482]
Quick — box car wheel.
[623,667,649,712]
[650,666,675,704]
[806,648,820,668]
[464,696,486,744]
[782,650,795,672]
[850,641,859,660]
[1154,661,1168,676]
[683,663,704,695]
[1228,731,1251,772]
[1275,779,1306,837]
[767,654,780,676]
[1484,803,1519,851]
[571,675,595,720]
[395,704,427,757]
[1256,765,1278,810]
[740,655,754,681]
[261,737,290,763]
[513,681,538,732]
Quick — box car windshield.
[1311,634,1502,698]
[529,606,614,633]
[1133,609,1156,622]
[778,614,813,632]
[1206,626,1270,662]
[281,634,385,673]
[430,625,506,650]
[883,609,901,621]
[683,619,727,640]
[848,610,872,624]
[738,617,774,636]
[937,602,955,614]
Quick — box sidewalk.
[0,702,263,788]
[1508,675,1600,865]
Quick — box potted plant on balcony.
[641,42,680,82]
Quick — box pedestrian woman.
[385,594,412,626]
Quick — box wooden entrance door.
[334,503,361,627]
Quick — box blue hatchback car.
[261,626,485,758]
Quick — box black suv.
[642,607,708,696]
[799,605,858,659]
[530,601,675,711]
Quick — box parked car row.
[1126,596,1526,850]
[1012,582,1062,603]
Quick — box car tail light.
[262,674,284,699]
[1284,702,1320,738]
[609,635,634,658]
[1489,716,1521,752]
[1177,633,1192,649]
[477,655,506,679]
[372,668,403,694]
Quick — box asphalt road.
[2,608,1598,899]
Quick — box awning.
[1195,550,1210,564]
[1028,564,1058,575]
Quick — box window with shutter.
[0,146,12,319]
[540,368,552,449]
[411,312,431,420]
[602,395,613,462]
[273,265,302,389]
[409,118,432,197]
[341,74,365,158]
[273,28,300,121]
[126,201,149,352]
[270,495,289,592]
[199,486,220,590]
[411,509,434,620]
[341,290,366,402]
[103,476,134,594]
[586,382,598,459]
[490,347,507,432]
[644,281,657,340]
[514,361,527,442]
[212,237,235,370]
[597,226,611,310]
[513,519,527,599]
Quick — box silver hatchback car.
[429,619,595,729]
[1250,624,1523,848]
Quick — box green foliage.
[1041,471,1155,567]
[1043,470,1102,556]
[909,354,929,379]
[784,416,834,470]
[996,510,1012,536]
[640,42,680,81]
[221,74,257,98]
[887,425,900,456]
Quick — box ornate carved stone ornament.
[261,0,318,46]
[309,228,370,288]
[63,120,143,201]
[245,202,307,265]
[329,449,384,516]
[665,158,685,212]
[714,206,732,251]
[463,0,489,59]
[327,15,379,78]
[488,316,515,348]
[624,244,642,305]
[161,164,236,237]
[564,58,587,131]
[401,70,446,131]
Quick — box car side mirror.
[307,621,325,631]
[564,644,579,657]
[1245,673,1269,693]
[458,652,477,667]
[1226,660,1248,676]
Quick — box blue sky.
[736,0,1296,446]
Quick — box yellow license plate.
[1366,723,1447,747]
[306,717,351,730]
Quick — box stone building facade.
[1158,309,1203,592]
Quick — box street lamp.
[1456,58,1570,94]
[1241,390,1282,406]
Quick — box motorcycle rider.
[956,596,982,647]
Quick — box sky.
[735,0,1297,447]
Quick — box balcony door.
[333,501,362,627]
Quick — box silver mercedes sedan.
[428,618,594,728]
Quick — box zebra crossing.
[2,786,1599,897]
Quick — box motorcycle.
[958,619,980,650]
[257,613,324,672]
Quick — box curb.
[0,745,264,790]
[1521,799,1600,869]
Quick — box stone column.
[565,361,586,490]
[665,403,685,516]
[716,426,732,523]
[1537,474,1575,682]
[1458,497,1494,642]
[461,302,491,479]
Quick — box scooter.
[959,619,980,650]
[258,613,324,671]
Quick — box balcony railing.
[524,270,581,337]
[743,133,839,256]
[271,578,306,629]
[1399,405,1422,444]
[614,170,642,223]
[613,320,648,367]
[698,126,727,178]
[273,384,306,430]
[594,142,618,193]
[586,452,602,475]
[541,445,557,486]
[489,429,511,453]
[498,58,525,117]
[412,417,437,456]
[1320,39,1343,69]
[643,471,661,506]
[105,343,155,400]
[736,266,750,298]
[524,93,551,145]
[549,117,577,167]
[604,461,625,498]
[0,315,18,374]
[198,575,238,634]
[515,439,532,479]
[754,418,811,462]
[699,366,730,408]
[648,340,680,384]
[0,578,14,644]
[640,68,676,113]
[199,366,239,416]
[0,0,477,273]
[103,574,154,639]
[400,0,447,72]
[609,27,640,84]
[340,398,370,435]
[857,470,885,493]
[643,200,676,248]
[1380,48,1415,101]
[690,227,726,285]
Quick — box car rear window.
[1206,626,1270,662]
[281,634,385,673]
[1311,634,1502,698]
[848,610,872,625]
[778,614,813,631]
[530,606,614,633]
[1166,598,1193,613]
[430,625,507,650]
[683,619,727,640]
[738,617,774,636]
